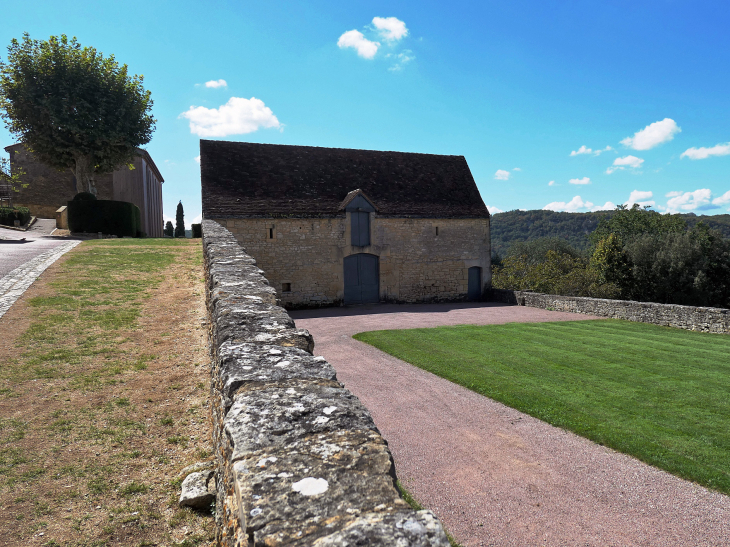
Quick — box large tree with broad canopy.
[0,34,155,194]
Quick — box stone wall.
[203,219,450,546]
[215,215,491,308]
[6,144,114,218]
[491,288,730,334]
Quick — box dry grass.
[0,239,214,546]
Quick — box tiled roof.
[200,140,489,219]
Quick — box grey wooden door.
[467,266,482,301]
[344,254,379,304]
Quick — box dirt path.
[291,303,730,547]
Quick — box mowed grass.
[354,320,730,495]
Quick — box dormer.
[339,189,376,247]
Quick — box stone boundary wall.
[202,220,450,546]
[490,288,730,334]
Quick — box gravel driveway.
[291,303,730,547]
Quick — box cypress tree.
[164,221,173,237]
[174,201,185,238]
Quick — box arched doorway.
[344,254,379,304]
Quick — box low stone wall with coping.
[490,288,730,334]
[202,220,449,546]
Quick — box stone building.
[201,140,491,308]
[5,143,164,237]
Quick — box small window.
[282,283,291,292]
[269,228,274,239]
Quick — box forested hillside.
[491,210,730,255]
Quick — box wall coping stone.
[490,288,730,334]
[203,219,450,546]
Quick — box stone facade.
[216,215,491,308]
[491,288,730,334]
[5,144,164,237]
[203,219,450,546]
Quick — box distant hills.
[491,210,730,256]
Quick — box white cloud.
[372,17,408,41]
[194,155,200,164]
[191,213,203,224]
[180,97,281,137]
[570,145,593,156]
[388,50,415,71]
[681,142,730,160]
[570,145,613,156]
[337,30,380,59]
[512,167,521,171]
[487,205,504,215]
[543,196,593,212]
[626,190,655,208]
[621,118,681,150]
[591,201,617,211]
[494,169,511,180]
[606,155,644,174]
[712,190,730,206]
[569,177,591,185]
[548,180,556,186]
[664,189,712,213]
[205,79,227,88]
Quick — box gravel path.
[291,303,730,547]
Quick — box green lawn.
[354,320,730,495]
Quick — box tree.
[0,34,155,194]
[174,201,185,238]
[0,156,26,195]
[588,204,685,248]
[164,221,173,238]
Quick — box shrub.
[67,199,141,237]
[72,192,97,201]
[164,221,173,237]
[0,206,30,226]
[191,223,202,238]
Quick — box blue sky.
[1,1,729,225]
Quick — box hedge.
[67,199,142,237]
[0,206,31,227]
[191,223,202,238]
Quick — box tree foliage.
[0,156,26,192]
[588,204,686,247]
[164,221,173,238]
[491,208,730,256]
[493,239,619,299]
[0,34,155,194]
[174,201,185,238]
[613,225,730,307]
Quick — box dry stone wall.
[491,288,730,334]
[203,220,450,546]
[216,216,490,308]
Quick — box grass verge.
[0,239,213,546]
[356,320,730,495]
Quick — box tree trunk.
[74,155,97,195]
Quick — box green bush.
[72,192,97,201]
[191,223,202,238]
[67,199,141,237]
[0,206,30,226]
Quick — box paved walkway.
[0,222,81,319]
[291,303,730,547]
